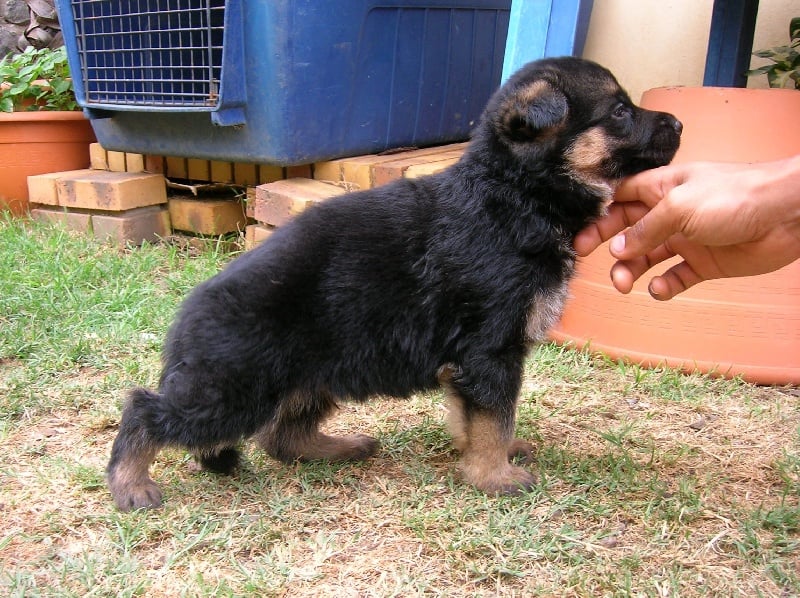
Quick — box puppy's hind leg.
[192,445,241,475]
[107,388,166,512]
[256,392,379,464]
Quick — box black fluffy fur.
[107,57,682,511]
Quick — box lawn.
[1,215,798,597]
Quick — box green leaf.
[789,17,800,42]
[767,69,792,88]
[0,46,78,111]
[745,65,772,76]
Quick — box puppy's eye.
[611,104,631,120]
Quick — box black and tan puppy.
[108,57,681,511]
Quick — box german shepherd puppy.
[108,57,681,511]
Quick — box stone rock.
[5,0,30,25]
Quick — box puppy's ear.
[502,81,568,142]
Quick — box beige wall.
[581,0,797,101]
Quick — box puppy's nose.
[663,115,683,135]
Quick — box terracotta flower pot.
[0,111,96,216]
[551,86,800,385]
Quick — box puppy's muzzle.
[662,115,683,136]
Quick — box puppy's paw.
[278,432,381,463]
[196,447,240,475]
[318,433,380,462]
[110,479,163,512]
[463,462,537,496]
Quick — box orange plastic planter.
[0,111,96,215]
[551,87,800,385]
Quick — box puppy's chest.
[524,256,574,343]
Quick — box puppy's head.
[478,57,682,198]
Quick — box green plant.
[0,46,79,112]
[747,17,800,89]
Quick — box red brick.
[107,151,126,172]
[92,206,171,246]
[245,223,274,250]
[254,178,346,226]
[57,171,167,211]
[89,143,108,170]
[27,169,96,206]
[168,196,247,235]
[372,147,464,187]
[285,164,312,179]
[145,155,165,174]
[313,143,467,190]
[30,207,92,233]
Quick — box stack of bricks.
[163,156,312,247]
[28,150,170,246]
[26,141,466,248]
[28,145,264,245]
[249,143,466,250]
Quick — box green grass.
[1,215,798,597]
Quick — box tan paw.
[109,478,163,512]
[462,461,537,496]
[291,433,380,462]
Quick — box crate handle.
[212,0,246,126]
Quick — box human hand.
[573,157,800,300]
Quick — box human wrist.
[749,155,800,230]
[765,155,800,252]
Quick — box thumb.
[609,200,680,260]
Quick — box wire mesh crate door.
[70,0,226,109]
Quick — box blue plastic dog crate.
[55,0,511,165]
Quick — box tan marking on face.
[566,127,615,198]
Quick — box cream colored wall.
[581,0,797,101]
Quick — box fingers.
[575,165,691,257]
[608,243,677,294]
[613,164,689,206]
[647,261,705,300]
[610,199,687,262]
[609,250,705,300]
[603,165,696,259]
[573,202,650,256]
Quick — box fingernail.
[610,234,625,255]
[648,281,663,300]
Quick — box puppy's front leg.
[438,364,536,495]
